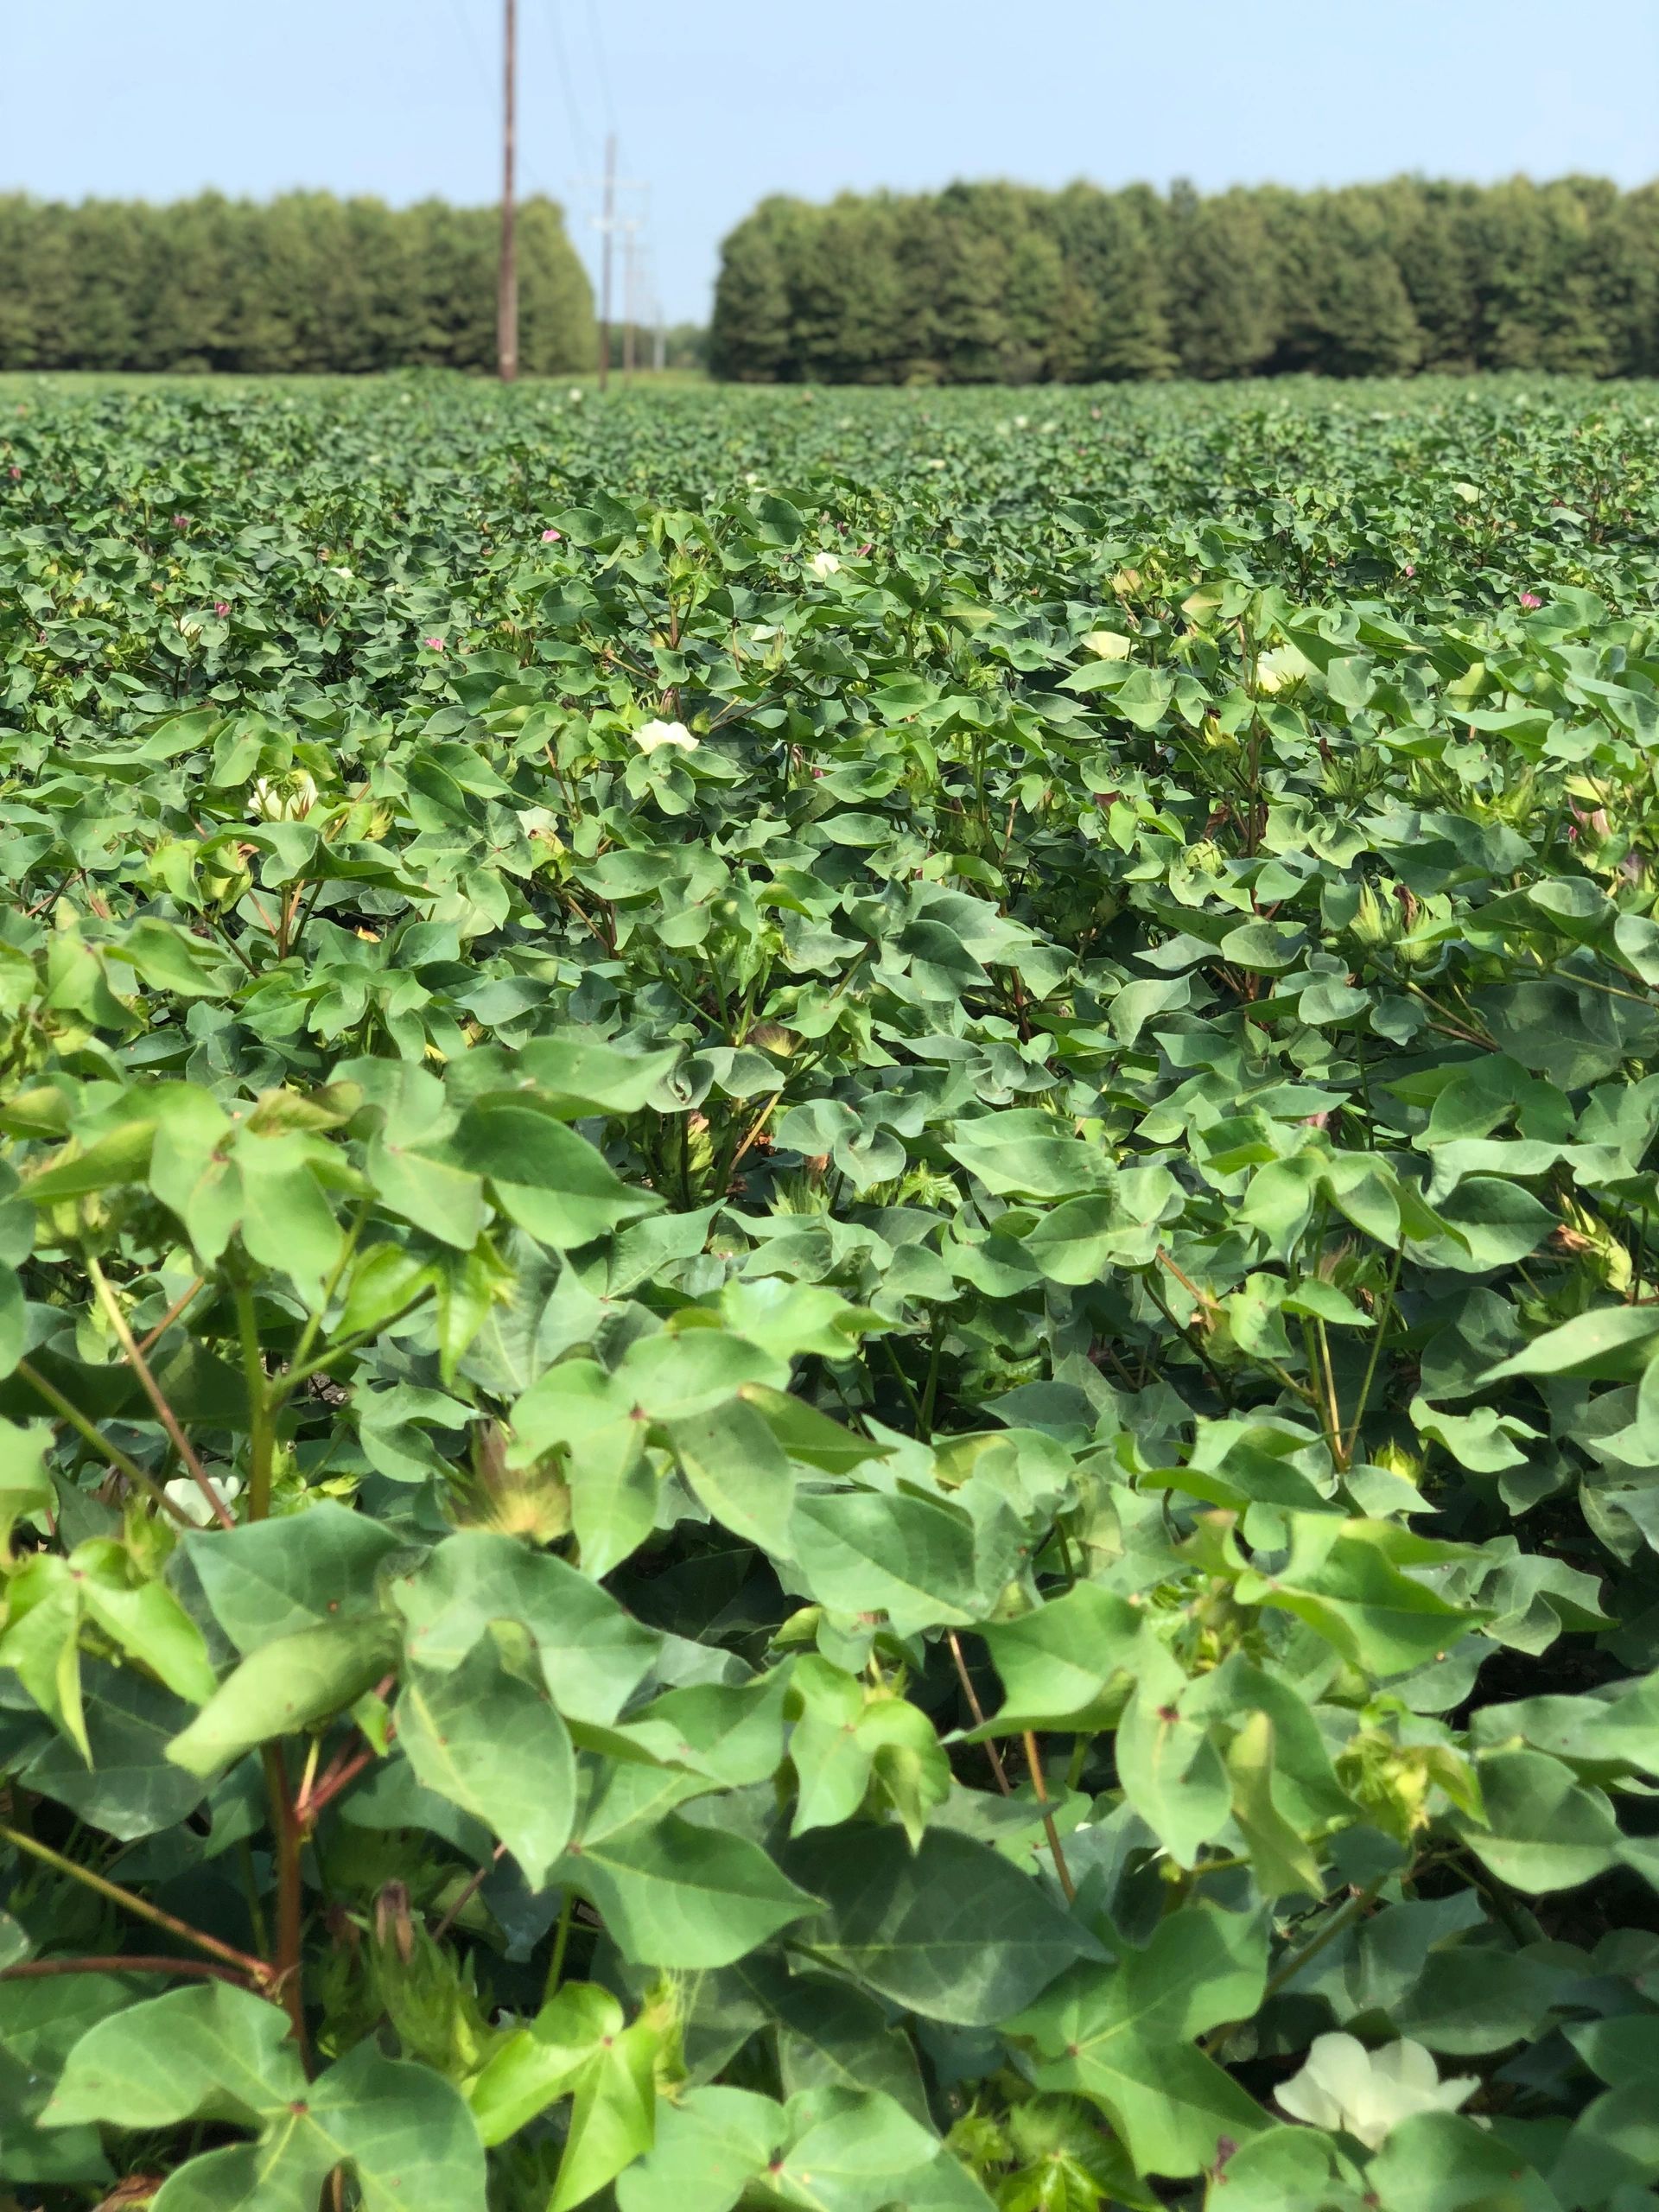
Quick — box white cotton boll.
[163,1474,244,1528]
[633,719,698,755]
[1276,2035,1478,2150]
[249,772,319,823]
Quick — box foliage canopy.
[3,374,1659,2211]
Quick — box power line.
[583,0,617,128]
[539,0,595,175]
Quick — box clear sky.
[8,1,1656,325]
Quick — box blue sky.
[10,1,1655,323]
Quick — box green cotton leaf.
[1410,1395,1537,1473]
[1454,1749,1623,1892]
[1236,1517,1488,1676]
[1115,1651,1231,1871]
[1366,2111,1550,2212]
[183,1502,404,1653]
[235,1129,346,1295]
[615,2085,784,2212]
[515,1034,682,1118]
[981,1582,1143,1731]
[468,1982,625,2146]
[1477,1303,1659,1385]
[1223,1711,1325,1900]
[668,1395,798,1554]
[944,1113,1115,1201]
[550,2015,660,2212]
[0,1418,51,1556]
[0,1554,89,1756]
[22,1662,208,1841]
[1012,1902,1268,2178]
[397,1642,575,1886]
[450,1096,661,1249]
[69,1538,217,1706]
[784,1826,1101,2026]
[766,2085,959,2212]
[391,1530,659,1727]
[605,1669,791,1789]
[788,1487,985,1637]
[561,1811,821,1970]
[167,1612,401,1777]
[42,1982,486,2210]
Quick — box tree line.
[0,193,595,374]
[709,175,1659,385]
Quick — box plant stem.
[1020,1731,1076,1903]
[0,1954,255,1988]
[1262,1879,1382,2001]
[1341,1246,1403,1467]
[543,1886,575,2004]
[235,1284,275,1523]
[0,1821,268,1981]
[86,1256,232,1529]
[262,1744,309,2067]
[15,1358,193,1528]
[947,1630,1014,1796]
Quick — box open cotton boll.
[1276,2034,1478,2150]
[249,772,318,823]
[633,719,698,755]
[163,1474,244,1528]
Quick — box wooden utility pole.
[597,130,616,391]
[498,0,518,382]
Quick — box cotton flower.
[214,601,230,618]
[1083,629,1132,661]
[250,771,319,823]
[1519,591,1542,610]
[633,718,697,755]
[1276,2036,1478,2150]
[163,1473,244,1528]
[568,386,584,403]
[808,550,841,579]
[423,635,446,652]
[542,527,561,542]
[1013,415,1029,429]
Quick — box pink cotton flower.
[423,636,446,652]
[855,542,873,556]
[542,527,561,542]
[214,601,230,618]
[172,515,189,531]
[1519,591,1542,611]
[1402,563,1415,577]
[6,466,18,480]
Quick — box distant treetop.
[709,175,1659,384]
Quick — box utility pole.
[577,149,647,392]
[497,0,518,382]
[597,131,616,391]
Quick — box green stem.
[235,1284,274,1525]
[15,1357,192,1528]
[0,1821,268,1980]
[544,1887,575,2004]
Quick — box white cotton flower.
[633,719,698,756]
[808,550,841,579]
[1276,2035,1478,2150]
[249,771,319,822]
[568,386,584,404]
[163,1474,244,1528]
[745,471,761,486]
[332,565,353,578]
[1013,414,1029,429]
[1254,642,1315,696]
[1083,629,1132,661]
[751,623,783,644]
